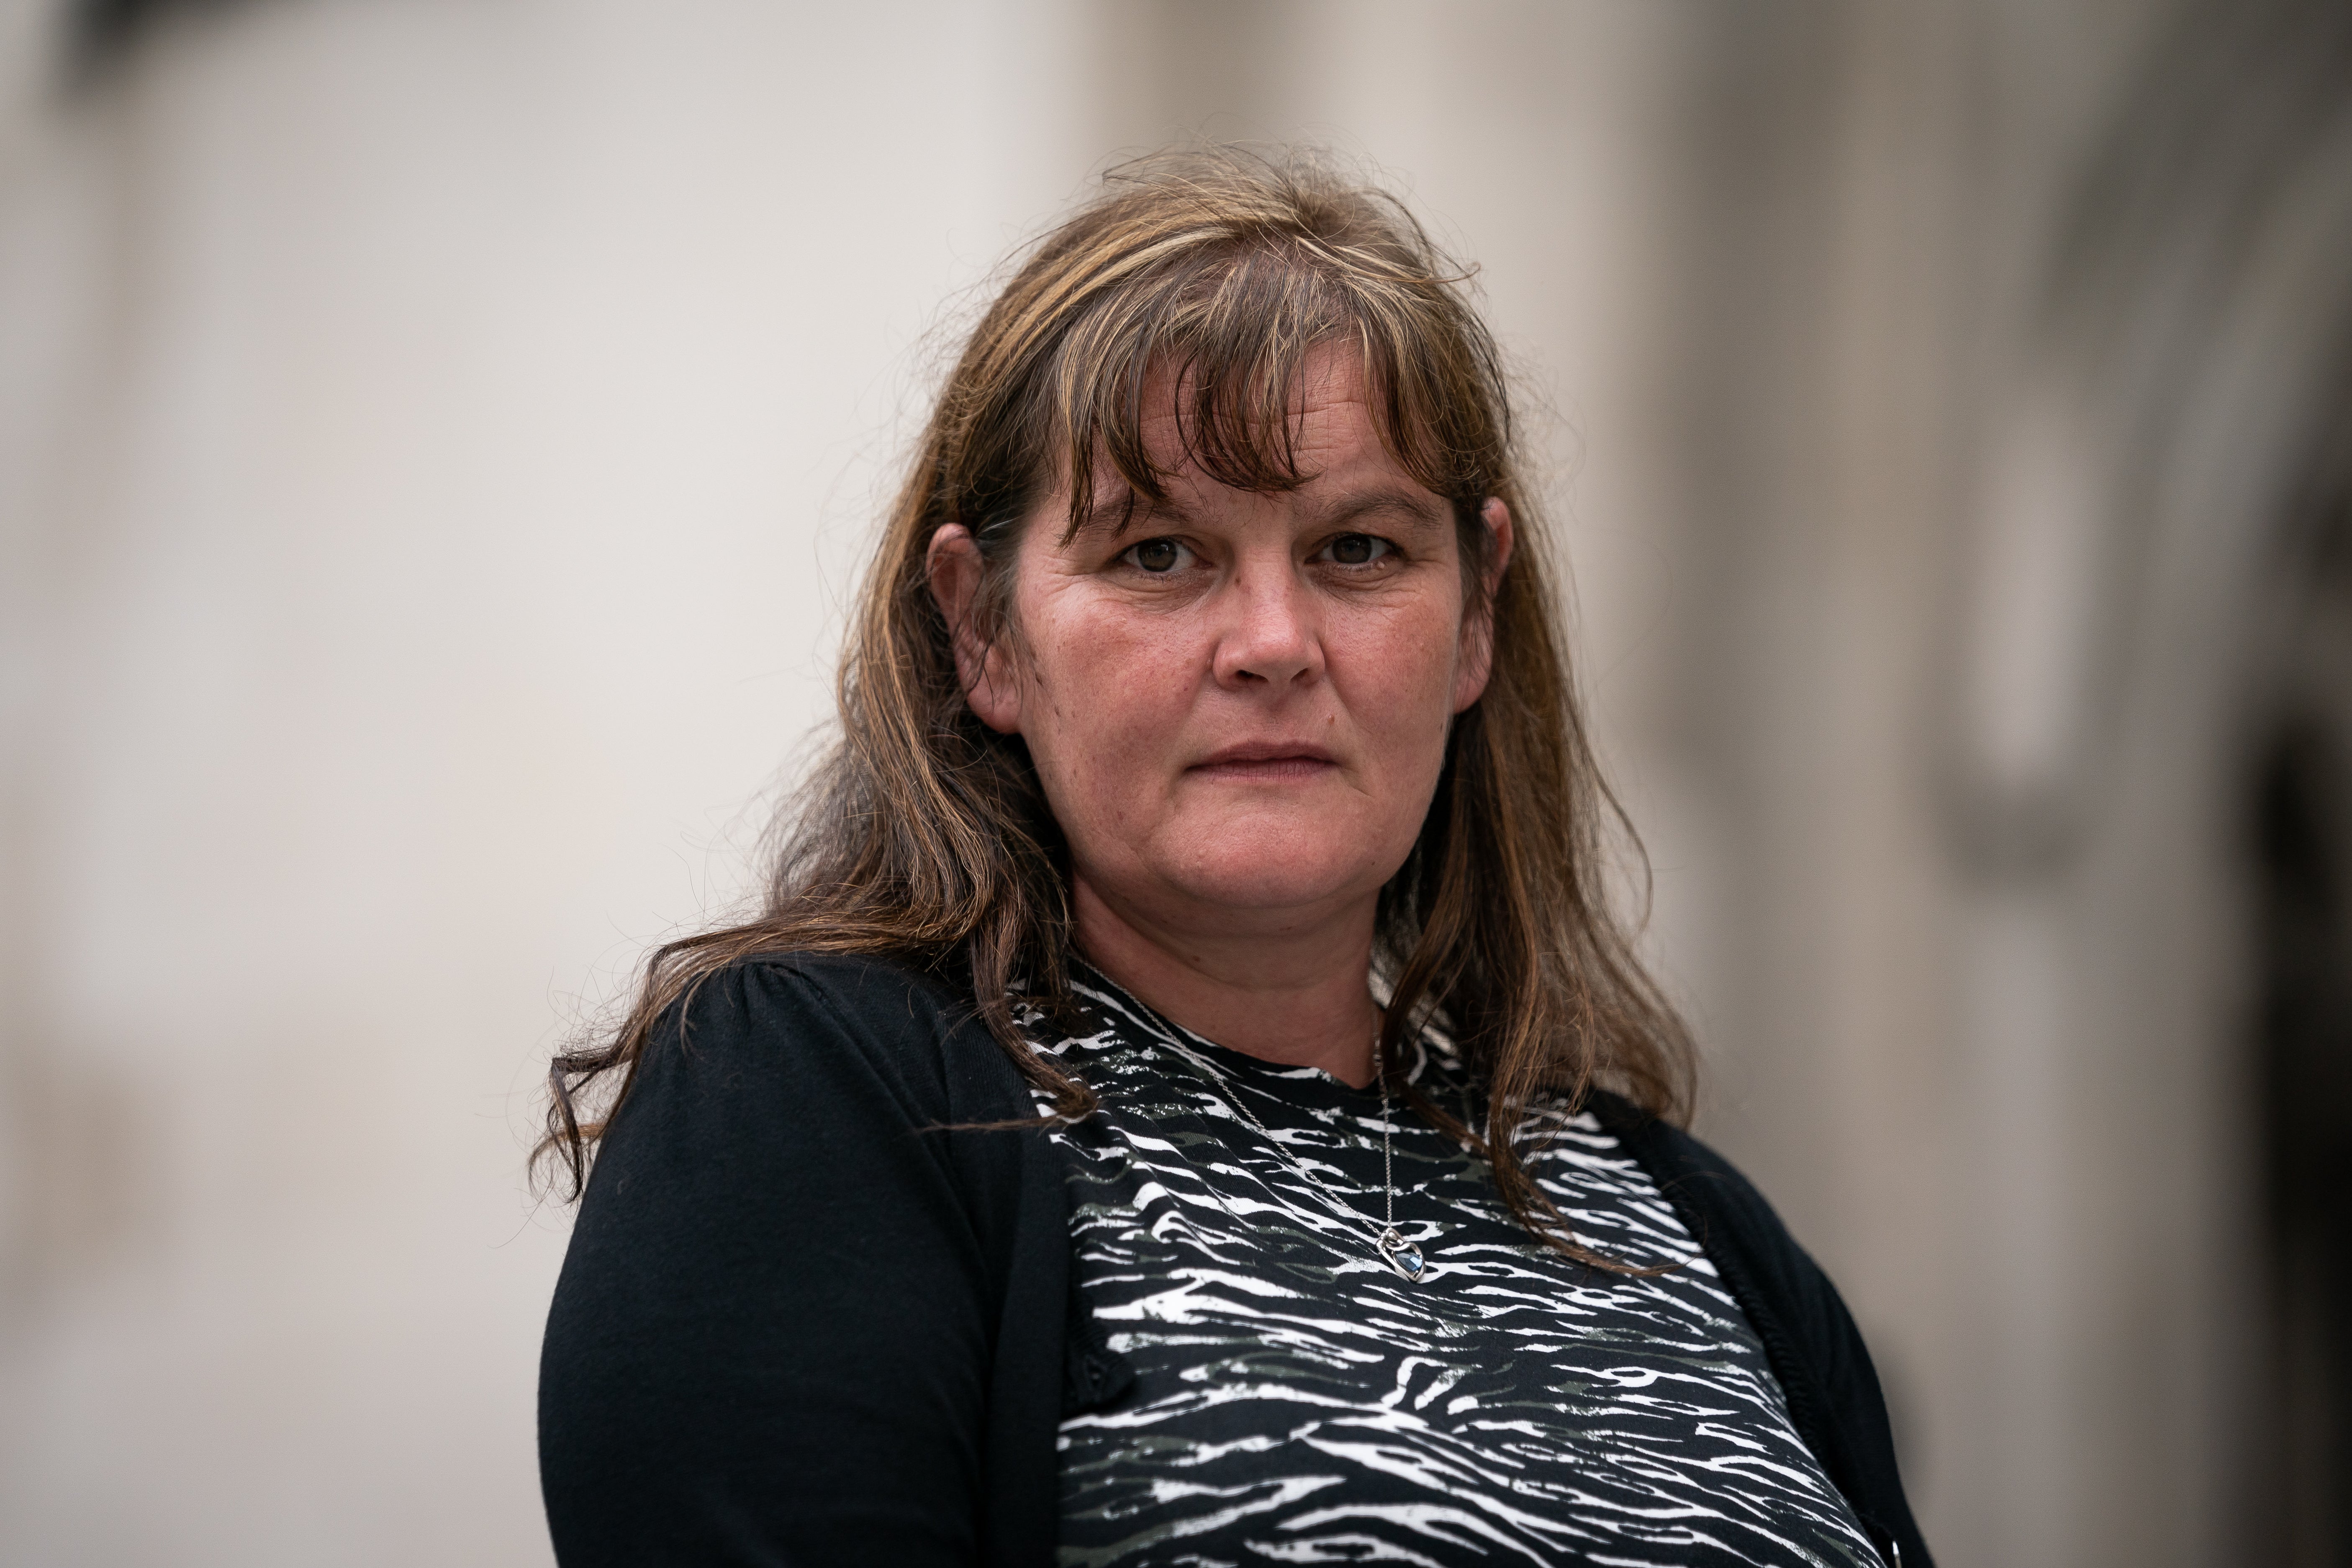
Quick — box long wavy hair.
[541,147,1696,1264]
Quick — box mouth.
[1186,741,1341,782]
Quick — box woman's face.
[941,345,1510,946]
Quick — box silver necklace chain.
[1170,1026,1430,1283]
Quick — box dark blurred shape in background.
[2254,382,2352,1563]
[3,2,2350,1564]
[67,0,246,81]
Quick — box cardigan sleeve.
[537,960,996,1568]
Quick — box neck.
[1068,874,1383,1088]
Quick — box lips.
[1187,741,1340,780]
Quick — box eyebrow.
[1309,486,1450,531]
[1071,491,1186,540]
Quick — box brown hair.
[540,147,1695,1265]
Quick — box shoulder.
[682,947,971,1038]
[619,948,1031,1147]
[1581,1089,1838,1348]
[1584,1089,1932,1566]
[571,948,1048,1291]
[1581,1091,1795,1258]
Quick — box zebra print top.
[1037,973,1884,1568]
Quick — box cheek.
[1019,597,1199,803]
[1335,610,1462,753]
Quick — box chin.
[1158,840,1399,917]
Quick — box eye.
[1320,533,1394,567]
[1121,537,1193,574]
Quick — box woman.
[537,149,1931,1568]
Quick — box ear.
[1453,497,1514,713]
[927,523,1024,734]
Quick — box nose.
[1213,561,1324,691]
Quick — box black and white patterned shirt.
[1036,973,1883,1568]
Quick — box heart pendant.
[1378,1226,1427,1282]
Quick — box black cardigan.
[539,952,1933,1568]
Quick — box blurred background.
[3,0,2349,1563]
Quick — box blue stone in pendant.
[1378,1227,1426,1281]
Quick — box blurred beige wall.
[0,2,1101,1562]
[7,2,2352,1565]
